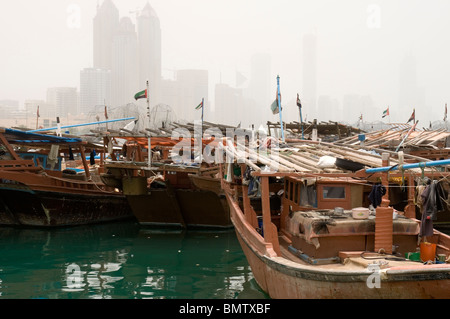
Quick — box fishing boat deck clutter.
[220,135,450,299]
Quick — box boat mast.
[277,75,285,142]
[147,80,151,168]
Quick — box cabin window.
[322,186,346,199]
[300,184,317,207]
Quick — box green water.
[0,221,269,299]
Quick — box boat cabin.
[221,138,450,268]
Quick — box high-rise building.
[91,1,162,113]
[46,87,78,118]
[111,17,138,107]
[215,83,246,127]
[137,2,162,106]
[80,68,111,115]
[93,0,119,70]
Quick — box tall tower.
[111,17,138,107]
[46,88,78,118]
[93,0,119,70]
[137,2,162,106]
[80,68,111,115]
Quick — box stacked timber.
[336,126,450,151]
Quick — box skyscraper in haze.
[80,68,111,115]
[46,87,78,118]
[92,1,161,110]
[137,2,162,106]
[302,32,318,117]
[112,17,139,107]
[93,0,119,70]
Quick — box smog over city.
[1,0,450,130]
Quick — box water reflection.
[0,222,268,299]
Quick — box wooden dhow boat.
[100,135,231,229]
[221,138,450,299]
[0,128,134,227]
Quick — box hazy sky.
[1,0,450,125]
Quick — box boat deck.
[279,235,412,269]
[274,209,442,272]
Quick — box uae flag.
[382,107,389,118]
[195,100,203,110]
[134,89,148,101]
[271,92,282,115]
[407,109,415,123]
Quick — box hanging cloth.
[68,146,74,161]
[368,184,386,208]
[47,145,60,169]
[420,180,447,237]
[420,183,434,237]
[422,180,446,220]
[90,149,96,166]
[107,140,113,155]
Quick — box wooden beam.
[261,176,281,256]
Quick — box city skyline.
[1,0,450,128]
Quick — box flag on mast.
[37,105,40,118]
[382,107,389,118]
[407,109,415,123]
[444,103,447,121]
[134,89,148,101]
[297,94,302,108]
[196,98,205,123]
[271,91,282,115]
[195,100,204,110]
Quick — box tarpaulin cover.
[1,128,82,144]
[287,210,420,249]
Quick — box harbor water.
[0,221,269,300]
[1,219,449,301]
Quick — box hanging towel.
[68,146,74,161]
[47,145,60,169]
[421,180,446,221]
[419,180,447,237]
[368,184,386,208]
[90,149,96,165]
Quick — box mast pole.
[147,80,151,168]
[277,75,285,142]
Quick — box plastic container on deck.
[352,207,370,220]
[420,242,437,262]
[405,252,421,261]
